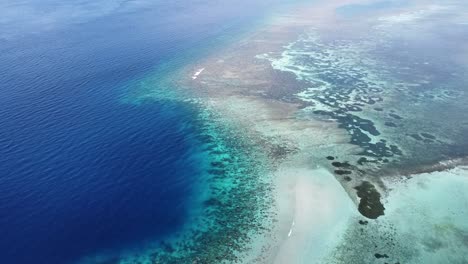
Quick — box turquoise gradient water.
[0,1,296,263]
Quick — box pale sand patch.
[271,165,356,264]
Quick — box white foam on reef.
[192,68,205,80]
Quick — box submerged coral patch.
[385,121,398,127]
[331,161,351,168]
[335,170,352,175]
[354,181,385,219]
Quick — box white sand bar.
[272,165,356,264]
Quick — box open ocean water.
[0,1,294,263]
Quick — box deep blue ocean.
[0,1,291,263]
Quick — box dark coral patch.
[410,134,423,141]
[384,122,397,127]
[354,181,385,219]
[204,198,223,207]
[207,169,226,176]
[357,157,369,165]
[358,220,369,225]
[198,134,214,143]
[331,161,351,168]
[335,170,352,175]
[390,145,403,155]
[211,161,225,168]
[421,132,436,139]
[375,253,389,259]
[389,113,403,120]
[326,156,335,160]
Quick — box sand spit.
[271,165,356,264]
